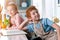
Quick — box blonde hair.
[7,3,18,12]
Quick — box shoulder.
[41,18,53,24]
[15,13,22,18]
[41,18,49,21]
[41,18,51,22]
[15,13,20,17]
[40,18,48,23]
[26,23,34,28]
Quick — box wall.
[56,0,60,18]
[45,0,56,20]
[33,0,56,20]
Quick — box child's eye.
[36,11,38,13]
[11,9,16,11]
[11,9,15,11]
[33,12,35,15]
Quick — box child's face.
[30,10,40,21]
[7,6,17,16]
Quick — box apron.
[33,21,58,40]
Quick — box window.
[58,0,60,6]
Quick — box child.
[5,3,28,40]
[6,3,24,29]
[19,6,60,40]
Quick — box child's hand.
[25,19,29,22]
[28,18,32,21]
[6,24,10,29]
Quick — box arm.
[46,18,60,40]
[18,19,28,30]
[52,23,60,40]
[15,14,24,27]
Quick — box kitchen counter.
[0,29,28,40]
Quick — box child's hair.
[7,3,18,12]
[26,6,38,19]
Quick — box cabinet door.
[16,0,31,10]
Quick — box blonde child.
[6,3,24,29]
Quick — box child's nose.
[35,13,38,16]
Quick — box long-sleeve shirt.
[10,13,24,29]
